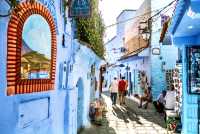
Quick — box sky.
[22,14,51,59]
[99,0,144,42]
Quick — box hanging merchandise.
[165,63,183,133]
[140,71,148,90]
[173,64,183,115]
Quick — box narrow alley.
[1,0,200,134]
[79,92,169,134]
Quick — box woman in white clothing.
[109,77,118,105]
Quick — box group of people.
[109,76,128,105]
[109,76,177,113]
[153,85,176,114]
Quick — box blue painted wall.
[0,1,73,134]
[150,0,178,99]
[0,1,102,134]
[67,40,102,132]
[181,46,198,134]
[150,45,178,99]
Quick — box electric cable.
[105,0,177,29]
[105,0,178,62]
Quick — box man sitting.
[165,85,176,110]
[138,87,152,109]
[153,90,166,113]
[164,85,176,121]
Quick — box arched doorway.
[76,78,84,131]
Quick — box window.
[7,2,57,95]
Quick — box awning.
[169,0,200,46]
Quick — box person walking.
[118,76,127,105]
[109,77,118,105]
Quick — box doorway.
[76,78,84,131]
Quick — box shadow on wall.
[76,78,85,131]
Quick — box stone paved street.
[79,92,172,134]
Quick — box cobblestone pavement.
[79,92,171,134]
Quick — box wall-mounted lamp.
[152,48,160,55]
[161,61,166,72]
[118,64,125,68]
[125,65,130,71]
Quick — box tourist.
[118,76,127,105]
[138,86,152,109]
[109,77,118,105]
[153,90,167,113]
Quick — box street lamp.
[118,64,125,68]
[125,65,130,80]
[125,65,130,71]
[120,47,127,53]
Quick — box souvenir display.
[165,69,174,90]
[165,64,182,115]
[187,47,200,94]
[173,64,183,115]
[165,63,182,133]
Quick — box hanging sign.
[68,0,91,18]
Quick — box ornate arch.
[7,1,57,95]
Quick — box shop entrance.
[76,78,84,130]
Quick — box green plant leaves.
[75,0,105,58]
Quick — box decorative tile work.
[7,1,57,96]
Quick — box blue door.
[76,78,84,131]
